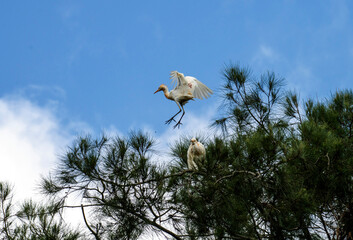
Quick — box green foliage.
[214,63,285,136]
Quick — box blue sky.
[1,0,353,228]
[2,0,353,135]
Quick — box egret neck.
[155,84,173,101]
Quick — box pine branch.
[215,170,260,184]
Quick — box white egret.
[187,138,206,170]
[154,71,213,128]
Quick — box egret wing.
[170,71,188,88]
[192,78,213,100]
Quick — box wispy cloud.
[19,85,67,101]
[252,45,280,65]
[259,45,277,59]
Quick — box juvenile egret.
[154,71,213,128]
[187,138,206,170]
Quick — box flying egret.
[154,71,213,128]
[187,138,206,170]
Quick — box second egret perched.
[187,138,206,170]
[154,71,213,128]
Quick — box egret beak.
[154,89,161,94]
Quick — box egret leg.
[173,105,185,129]
[165,110,181,125]
[166,101,182,125]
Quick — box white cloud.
[0,97,73,201]
[0,96,89,228]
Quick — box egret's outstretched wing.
[192,78,213,100]
[170,71,187,88]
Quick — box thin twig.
[216,170,260,184]
[81,204,100,240]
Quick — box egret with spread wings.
[154,71,213,128]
